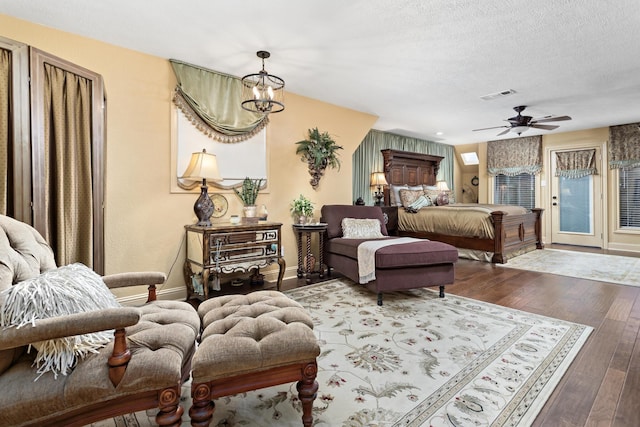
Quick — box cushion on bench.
[326,238,458,268]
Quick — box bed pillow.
[399,189,425,207]
[341,218,384,239]
[422,186,441,205]
[389,184,409,207]
[0,263,121,379]
[408,195,433,210]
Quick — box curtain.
[609,123,640,169]
[43,63,93,267]
[170,60,268,143]
[555,149,597,178]
[353,129,454,205]
[487,136,542,176]
[0,49,9,215]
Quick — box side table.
[292,223,328,284]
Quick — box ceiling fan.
[473,105,571,136]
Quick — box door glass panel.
[559,175,592,233]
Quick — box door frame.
[543,142,607,248]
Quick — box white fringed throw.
[357,237,425,283]
[0,263,121,379]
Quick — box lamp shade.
[370,172,388,187]
[180,149,222,182]
[436,181,450,192]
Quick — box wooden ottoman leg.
[190,383,214,427]
[156,385,184,427]
[296,361,319,427]
[439,285,445,298]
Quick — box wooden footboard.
[398,208,543,263]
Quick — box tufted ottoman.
[189,291,320,427]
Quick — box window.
[494,173,535,210]
[620,165,640,229]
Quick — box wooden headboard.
[381,149,443,205]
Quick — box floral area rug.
[91,278,591,427]
[497,248,640,287]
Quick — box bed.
[381,149,543,263]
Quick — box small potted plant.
[291,194,315,224]
[234,177,263,222]
[295,128,343,189]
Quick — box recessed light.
[436,131,444,136]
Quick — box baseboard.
[117,266,301,305]
[606,242,640,254]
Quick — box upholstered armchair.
[0,214,200,427]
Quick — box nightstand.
[380,206,398,236]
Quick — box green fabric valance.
[555,149,597,178]
[487,136,542,176]
[609,123,640,169]
[170,60,268,143]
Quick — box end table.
[292,223,328,284]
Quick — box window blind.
[494,173,535,210]
[620,166,640,228]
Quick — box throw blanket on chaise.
[357,237,425,283]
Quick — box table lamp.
[436,180,450,206]
[370,172,388,206]
[180,149,222,226]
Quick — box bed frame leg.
[439,285,445,298]
[377,293,383,306]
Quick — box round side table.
[292,223,328,284]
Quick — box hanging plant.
[295,128,343,189]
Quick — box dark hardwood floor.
[279,245,640,427]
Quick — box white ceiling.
[2,0,640,145]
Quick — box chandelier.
[241,51,285,114]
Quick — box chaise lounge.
[321,205,458,305]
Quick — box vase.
[298,215,307,224]
[242,205,259,223]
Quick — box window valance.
[170,60,268,143]
[609,123,640,169]
[555,149,597,178]
[487,136,542,176]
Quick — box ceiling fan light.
[512,125,529,135]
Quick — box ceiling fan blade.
[532,115,572,124]
[496,128,511,136]
[529,124,559,130]
[473,125,509,131]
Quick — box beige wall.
[1,14,378,299]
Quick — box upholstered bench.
[189,291,320,427]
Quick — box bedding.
[399,203,528,239]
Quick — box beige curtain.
[0,49,9,215]
[609,123,640,169]
[43,63,93,267]
[170,60,268,143]
[555,149,597,178]
[487,136,542,176]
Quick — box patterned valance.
[555,149,597,178]
[487,136,542,176]
[609,123,640,169]
[170,60,268,143]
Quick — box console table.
[292,223,328,284]
[184,222,285,301]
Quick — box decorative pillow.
[423,188,441,205]
[408,195,433,210]
[0,263,120,379]
[389,184,409,207]
[399,189,425,207]
[341,218,384,239]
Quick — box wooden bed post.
[491,211,506,264]
[532,208,545,249]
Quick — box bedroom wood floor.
[281,244,640,427]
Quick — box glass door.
[550,147,603,247]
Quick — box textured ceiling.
[2,0,640,145]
